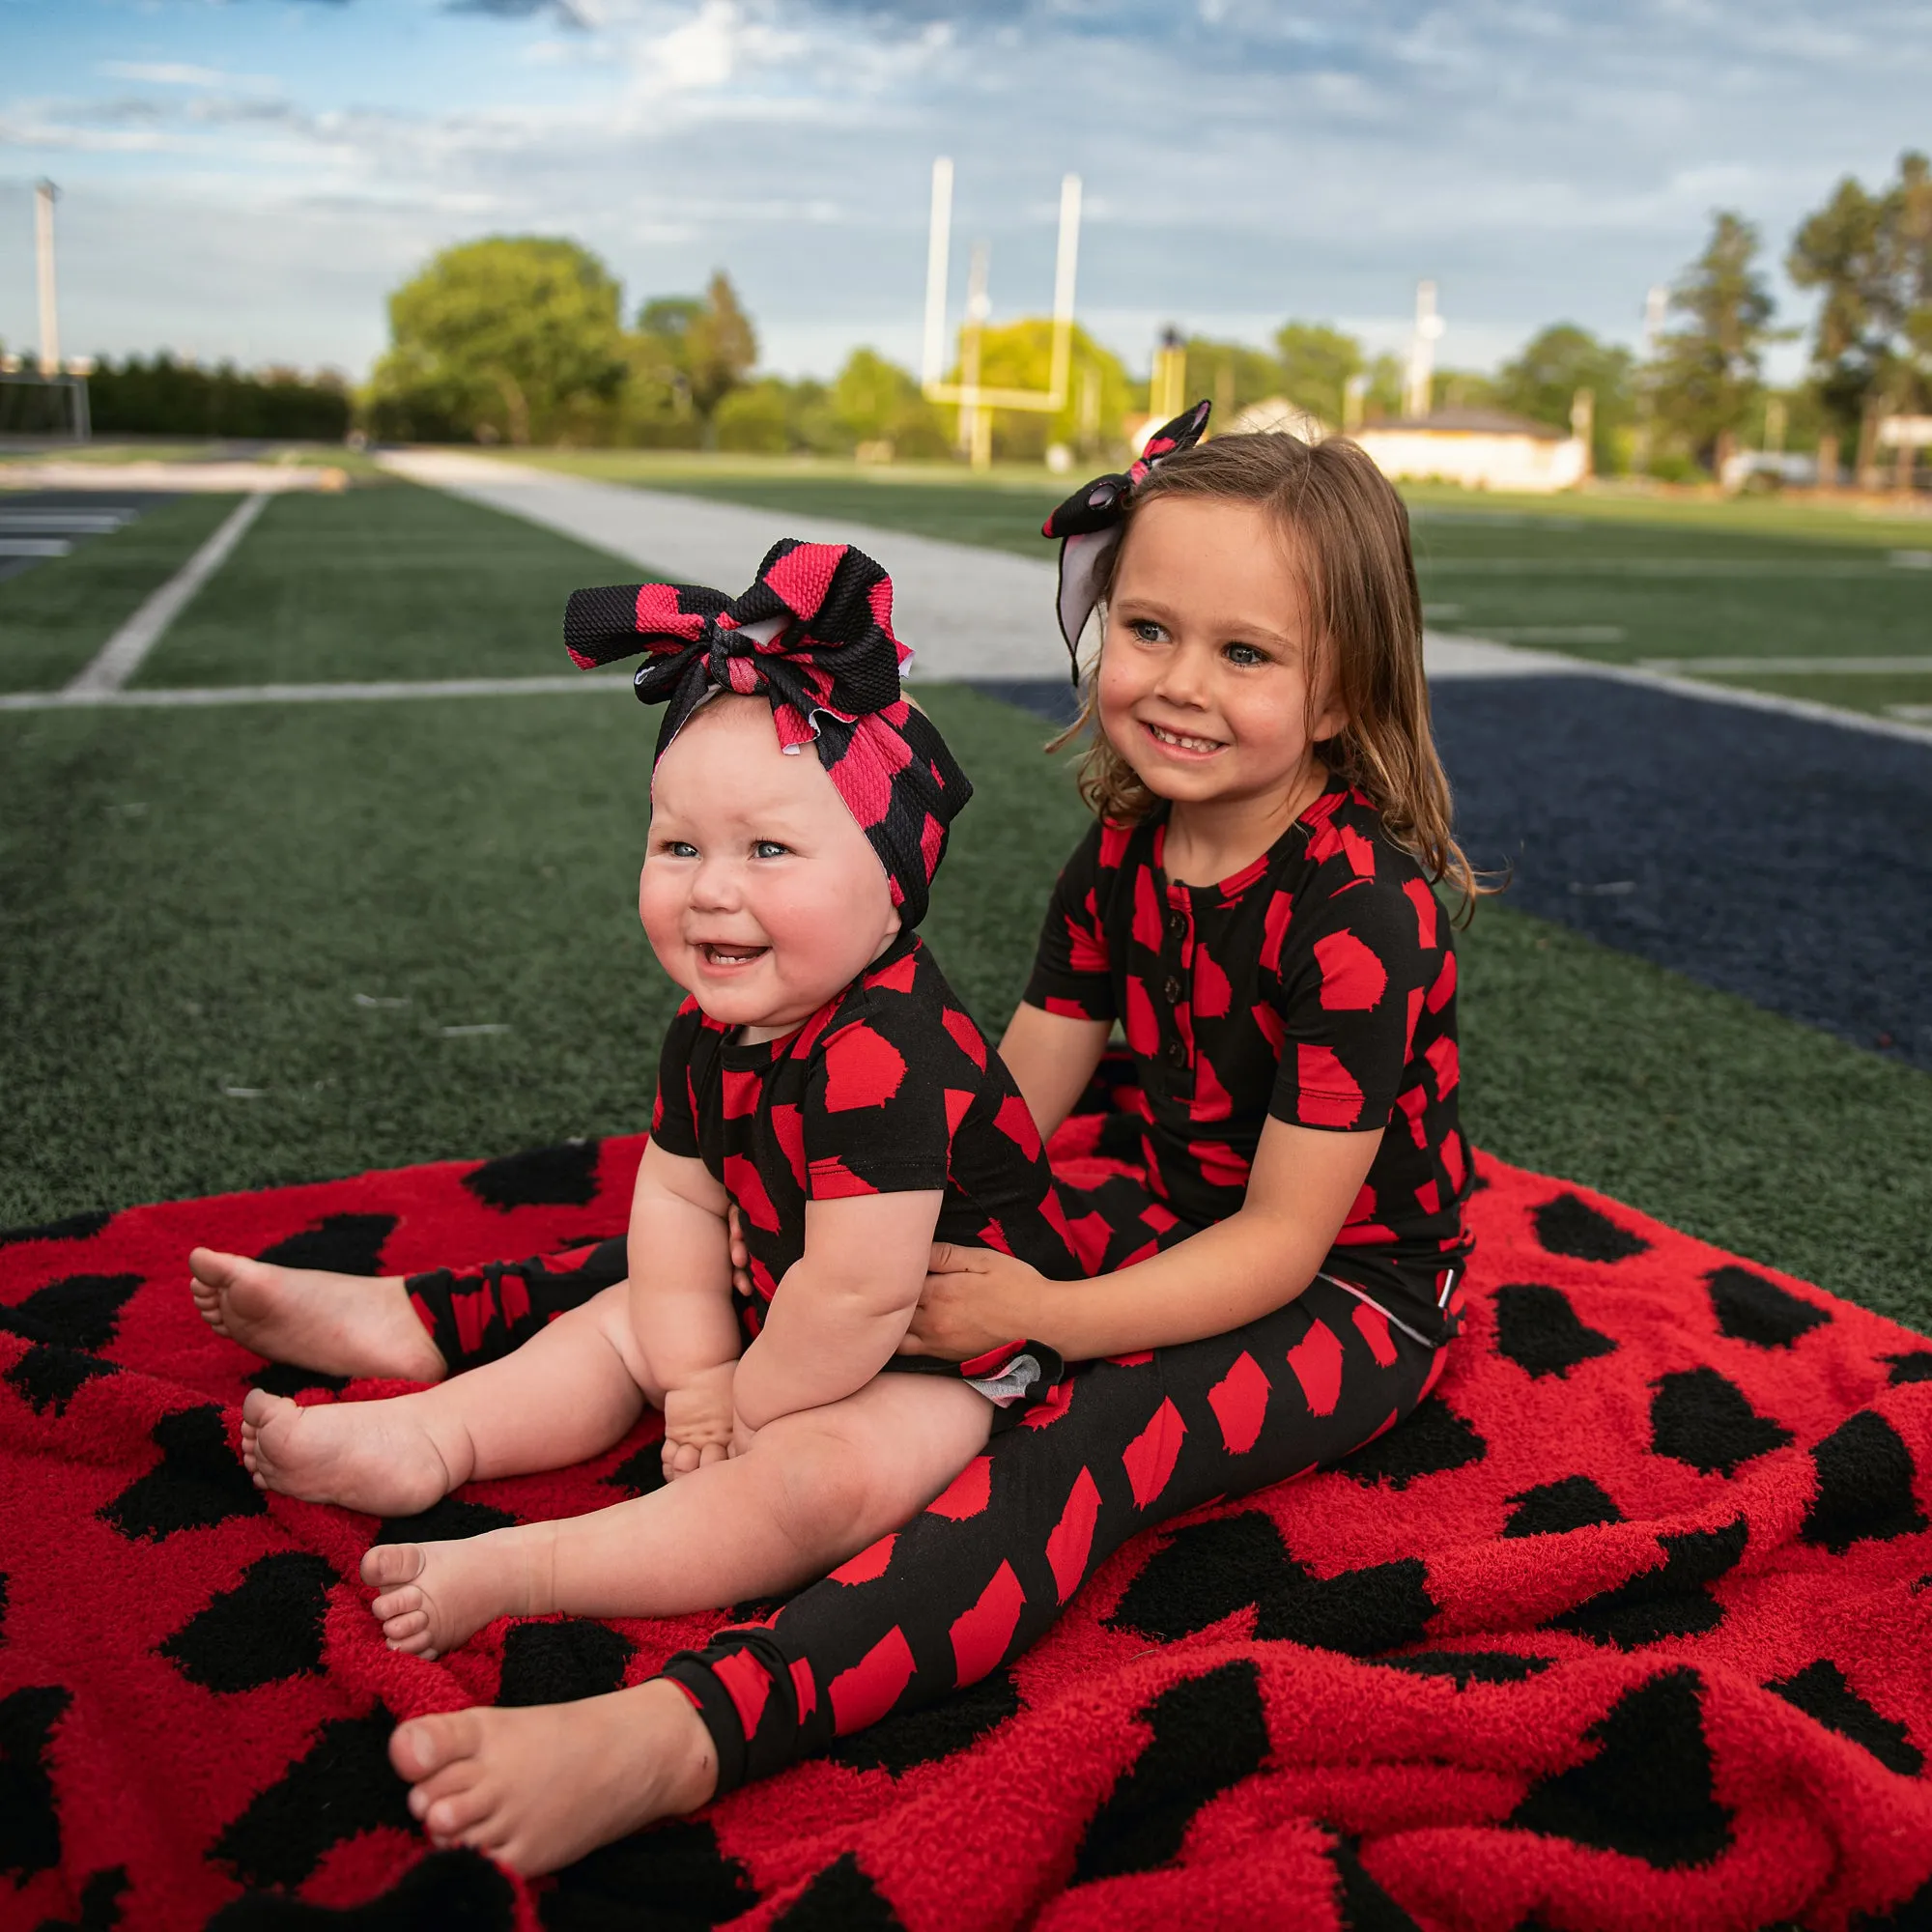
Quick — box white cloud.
[99,61,277,91]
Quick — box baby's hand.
[662,1363,737,1481]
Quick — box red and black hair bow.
[1040,398,1212,676]
[563,538,970,929]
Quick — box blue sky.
[1,0,1926,384]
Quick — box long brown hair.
[1050,430,1488,918]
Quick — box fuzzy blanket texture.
[2,1130,1931,1932]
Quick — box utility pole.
[35,179,62,378]
[1633,282,1666,476]
[922,157,953,392]
[1404,280,1442,419]
[958,242,992,469]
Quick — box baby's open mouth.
[698,943,769,967]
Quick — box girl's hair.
[1051,430,1488,919]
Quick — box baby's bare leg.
[242,1283,653,1515]
[363,1375,993,1657]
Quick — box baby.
[234,540,1081,1660]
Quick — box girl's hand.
[662,1362,736,1481]
[900,1243,1051,1361]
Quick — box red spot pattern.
[1207,1350,1271,1453]
[926,1455,992,1520]
[829,1625,917,1734]
[1122,1398,1186,1508]
[1285,1317,1344,1415]
[828,1534,896,1585]
[821,1026,906,1111]
[1294,1044,1364,1129]
[1045,1466,1102,1601]
[948,1561,1026,1684]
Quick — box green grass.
[0,494,241,691]
[138,481,633,687]
[3,469,1927,1331]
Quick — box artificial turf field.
[2,465,1929,1337]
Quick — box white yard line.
[65,493,270,696]
[0,673,634,715]
[1639,655,1932,674]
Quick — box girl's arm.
[732,1188,946,1433]
[998,1002,1114,1143]
[907,1115,1380,1362]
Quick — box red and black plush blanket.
[3,1133,1930,1931]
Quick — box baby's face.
[640,696,901,1040]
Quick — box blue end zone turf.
[976,675,1932,1072]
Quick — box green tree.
[1788,174,1889,477]
[685,272,758,424]
[1180,336,1281,424]
[1649,212,1777,475]
[829,349,950,458]
[368,237,627,446]
[1495,324,1635,473]
[951,321,1133,462]
[1272,322,1363,427]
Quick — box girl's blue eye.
[1224,642,1268,667]
[1131,619,1166,643]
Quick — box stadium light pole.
[35,179,62,378]
[922,156,953,391]
[1404,278,1441,419]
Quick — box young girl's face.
[640,696,901,1039]
[1097,495,1345,815]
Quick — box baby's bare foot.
[241,1387,456,1515]
[360,1529,548,1659]
[190,1247,445,1381]
[388,1680,719,1873]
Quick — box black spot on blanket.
[213,1704,413,1889]
[1533,1193,1650,1264]
[4,1339,118,1417]
[160,1551,337,1691]
[1802,1410,1929,1553]
[1509,1668,1732,1869]
[540,1819,759,1931]
[1885,1352,1932,1385]
[247,1361,351,1398]
[0,1682,71,1881]
[0,1272,142,1350]
[1493,1284,1618,1378]
[208,1847,515,1928]
[1768,1659,1924,1777]
[1072,1661,1268,1886]
[370,1494,518,1546]
[1850,1872,1932,1930]
[602,1440,668,1499]
[1107,1512,1310,1641]
[99,1406,266,1541]
[464,1139,602,1210]
[34,1863,129,1932]
[1256,1557,1437,1657]
[0,1208,112,1248]
[496,1618,635,1707]
[258,1214,398,1277]
[1548,1518,1748,1648]
[1649,1368,1793,1477]
[1705,1265,1830,1349]
[773,1851,904,1930]
[1503,1475,1625,1539]
[832,1668,1022,1776]
[1341,1398,1487,1489]
[1329,1831,1424,1929]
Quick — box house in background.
[1350,408,1588,493]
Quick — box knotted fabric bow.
[562,539,970,929]
[1039,398,1213,676]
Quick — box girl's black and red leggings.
[407,1201,1444,1795]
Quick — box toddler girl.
[235,540,1081,1664]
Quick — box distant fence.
[0,372,90,440]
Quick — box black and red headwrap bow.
[1040,398,1213,677]
[563,538,970,930]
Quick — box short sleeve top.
[1024,777,1472,1343]
[653,931,1085,1342]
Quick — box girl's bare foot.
[388,1680,720,1874]
[189,1247,446,1382]
[360,1527,552,1659]
[241,1387,459,1515]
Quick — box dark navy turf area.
[1430,678,1932,1070]
[977,675,1932,1072]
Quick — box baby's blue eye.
[664,840,698,859]
[753,840,789,860]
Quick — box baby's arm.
[624,1140,744,1476]
[730,1189,944,1435]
